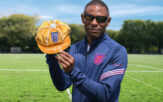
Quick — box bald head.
[84,0,109,17]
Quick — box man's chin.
[88,33,101,39]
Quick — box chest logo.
[94,53,105,65]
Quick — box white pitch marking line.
[0,69,17,71]
[0,69,48,71]
[126,75,162,92]
[126,71,163,72]
[66,88,72,100]
[128,64,163,70]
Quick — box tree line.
[0,14,162,54]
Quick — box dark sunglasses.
[83,14,108,23]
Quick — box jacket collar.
[84,32,109,52]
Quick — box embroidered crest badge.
[94,53,105,65]
[51,32,58,43]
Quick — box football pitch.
[0,54,162,102]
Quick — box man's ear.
[81,14,85,24]
[107,17,111,26]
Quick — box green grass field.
[0,54,162,102]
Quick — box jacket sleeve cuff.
[68,67,78,80]
[68,67,86,83]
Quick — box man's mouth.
[88,29,100,33]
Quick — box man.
[46,0,128,102]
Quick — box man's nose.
[90,18,98,25]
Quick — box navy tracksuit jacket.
[46,33,128,102]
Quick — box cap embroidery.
[51,32,59,43]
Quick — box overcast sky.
[0,0,163,30]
